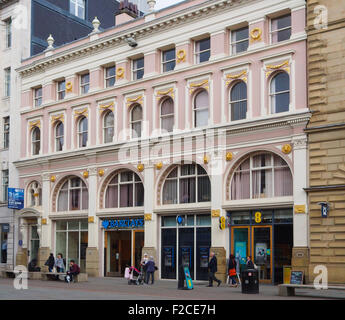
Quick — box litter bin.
[241,269,259,294]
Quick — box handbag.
[229,268,236,277]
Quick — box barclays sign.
[102,218,144,229]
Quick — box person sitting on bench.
[65,260,80,283]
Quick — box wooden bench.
[278,284,345,296]
[41,272,88,282]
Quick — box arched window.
[78,116,88,147]
[105,171,144,208]
[160,98,174,132]
[194,90,209,128]
[131,104,142,138]
[162,164,211,205]
[231,153,293,200]
[103,111,114,143]
[55,121,64,152]
[230,81,247,121]
[28,181,42,207]
[32,127,40,155]
[270,72,290,113]
[57,177,88,211]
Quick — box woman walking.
[228,254,238,287]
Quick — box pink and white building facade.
[15,0,309,284]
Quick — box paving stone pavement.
[0,277,344,300]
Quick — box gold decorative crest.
[116,67,125,80]
[225,70,247,86]
[282,144,292,154]
[74,108,88,119]
[189,80,209,95]
[156,88,174,101]
[177,49,186,63]
[66,81,73,92]
[250,28,262,42]
[29,120,41,130]
[126,95,143,108]
[265,60,290,78]
[99,102,115,114]
[51,114,64,124]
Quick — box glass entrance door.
[133,230,144,270]
[29,225,40,263]
[231,227,250,274]
[252,226,272,283]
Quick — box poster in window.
[255,242,267,265]
[235,241,247,265]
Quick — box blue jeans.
[49,267,53,272]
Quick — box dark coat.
[145,260,156,273]
[46,255,55,268]
[208,256,217,273]
[228,258,237,271]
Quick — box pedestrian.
[65,260,80,283]
[207,251,221,287]
[1,238,7,264]
[228,254,237,287]
[141,253,149,281]
[55,253,65,273]
[28,258,41,272]
[45,253,55,272]
[246,256,255,269]
[144,256,156,285]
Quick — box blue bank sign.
[102,218,144,229]
[8,188,24,210]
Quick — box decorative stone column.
[210,152,227,283]
[16,221,28,267]
[291,136,310,282]
[86,167,100,277]
[39,173,53,271]
[142,165,157,267]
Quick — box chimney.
[115,0,139,25]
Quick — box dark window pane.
[198,38,210,51]
[199,50,210,63]
[161,228,176,279]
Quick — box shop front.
[102,216,144,277]
[228,208,293,284]
[55,219,88,272]
[160,213,211,281]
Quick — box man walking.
[207,251,221,287]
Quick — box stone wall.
[307,0,345,283]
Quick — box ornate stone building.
[15,0,309,284]
[306,0,345,283]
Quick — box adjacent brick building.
[306,0,345,283]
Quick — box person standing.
[228,254,237,287]
[141,253,149,281]
[207,251,221,287]
[144,256,156,285]
[246,256,255,269]
[55,253,65,273]
[45,253,55,272]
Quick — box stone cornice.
[17,0,257,77]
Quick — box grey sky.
[155,0,185,10]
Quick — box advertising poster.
[235,241,247,265]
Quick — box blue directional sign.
[8,188,24,210]
[321,203,329,218]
